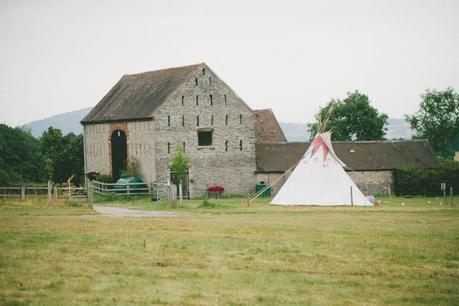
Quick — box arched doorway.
[111,130,127,181]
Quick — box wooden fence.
[92,180,150,196]
[0,183,86,200]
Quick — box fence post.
[179,183,183,205]
[53,186,58,200]
[47,180,52,205]
[127,183,130,195]
[88,180,93,209]
[350,186,354,206]
[21,186,25,201]
[450,187,453,205]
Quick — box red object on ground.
[208,186,224,192]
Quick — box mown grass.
[0,196,458,305]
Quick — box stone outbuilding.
[256,140,438,195]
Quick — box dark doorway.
[111,130,127,181]
[170,170,190,198]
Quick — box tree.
[170,146,189,185]
[0,124,45,185]
[40,127,84,185]
[406,88,459,159]
[308,91,388,141]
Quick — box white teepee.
[271,132,372,206]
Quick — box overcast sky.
[0,0,458,126]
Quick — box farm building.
[256,140,438,195]
[81,63,257,198]
[81,63,438,198]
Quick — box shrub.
[95,174,113,183]
[198,199,218,208]
[393,158,459,196]
[121,157,142,178]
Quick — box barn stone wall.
[153,66,257,198]
[83,121,155,182]
[347,170,393,196]
[84,123,111,175]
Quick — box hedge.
[393,158,459,196]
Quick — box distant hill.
[23,107,413,140]
[23,107,92,137]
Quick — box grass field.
[0,196,458,305]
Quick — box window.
[168,142,170,154]
[224,95,227,105]
[225,114,228,125]
[168,115,171,127]
[182,115,185,127]
[210,94,213,106]
[211,115,214,125]
[183,142,186,152]
[196,95,199,106]
[195,77,198,86]
[197,115,199,126]
[181,96,184,106]
[239,140,243,151]
[198,130,213,146]
[209,78,212,86]
[225,140,228,152]
[202,68,205,75]
[239,114,242,124]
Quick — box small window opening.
[168,142,170,154]
[183,142,186,152]
[225,114,228,125]
[182,115,185,127]
[197,115,199,126]
[239,140,243,151]
[181,96,184,106]
[224,95,227,105]
[225,140,228,152]
[195,77,198,86]
[209,78,212,86]
[202,68,205,75]
[168,115,171,127]
[198,130,213,146]
[239,114,242,124]
[211,115,214,125]
[210,94,213,106]
[196,95,199,106]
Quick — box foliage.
[121,157,142,178]
[170,145,189,185]
[95,173,113,183]
[405,87,459,159]
[0,124,45,185]
[198,199,218,208]
[308,90,388,141]
[40,127,84,185]
[393,158,459,196]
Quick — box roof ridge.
[124,63,204,78]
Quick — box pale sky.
[0,0,458,126]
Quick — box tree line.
[0,126,84,186]
[0,87,457,186]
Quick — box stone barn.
[81,63,257,198]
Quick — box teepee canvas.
[271,132,372,206]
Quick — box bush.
[95,173,113,183]
[121,157,142,178]
[393,158,459,196]
[198,199,218,208]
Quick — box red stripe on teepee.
[311,135,330,162]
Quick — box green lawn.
[0,197,458,305]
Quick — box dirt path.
[93,205,187,218]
